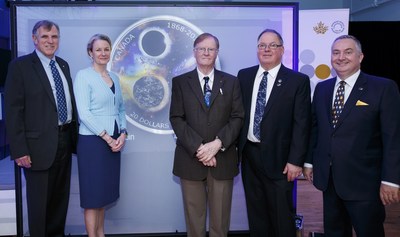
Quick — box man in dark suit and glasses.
[170,33,244,237]
[237,29,311,237]
[4,20,78,237]
[304,35,400,237]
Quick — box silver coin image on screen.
[110,15,220,134]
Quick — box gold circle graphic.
[315,64,331,80]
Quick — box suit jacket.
[307,72,400,200]
[4,51,78,170]
[170,68,244,180]
[238,65,311,179]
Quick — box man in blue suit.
[237,29,311,237]
[304,35,400,237]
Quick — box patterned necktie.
[50,60,68,123]
[332,80,345,128]
[203,76,211,107]
[253,71,268,140]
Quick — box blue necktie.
[332,80,345,128]
[253,71,268,140]
[50,60,67,124]
[204,76,211,107]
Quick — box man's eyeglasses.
[194,47,218,54]
[257,43,282,50]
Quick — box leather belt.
[246,139,261,147]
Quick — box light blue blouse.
[74,67,127,136]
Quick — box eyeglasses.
[194,47,218,54]
[257,43,282,50]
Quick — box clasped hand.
[108,134,126,152]
[196,139,221,167]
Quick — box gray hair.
[32,20,60,37]
[332,35,363,53]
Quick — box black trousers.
[241,140,296,237]
[24,127,72,237]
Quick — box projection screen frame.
[9,1,299,236]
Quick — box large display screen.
[10,1,298,235]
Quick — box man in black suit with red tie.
[304,35,400,237]
[237,29,311,237]
[4,20,78,237]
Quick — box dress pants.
[24,126,72,237]
[323,169,385,237]
[241,140,296,237]
[180,169,233,237]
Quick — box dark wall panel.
[0,48,11,87]
[349,22,400,88]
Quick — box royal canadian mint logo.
[110,16,220,134]
[313,21,329,34]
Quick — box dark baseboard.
[68,231,250,237]
[309,232,324,237]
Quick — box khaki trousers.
[180,170,234,237]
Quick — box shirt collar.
[257,63,281,79]
[35,49,56,66]
[197,68,215,82]
[336,70,360,88]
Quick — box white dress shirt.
[247,64,281,142]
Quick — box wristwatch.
[120,128,128,136]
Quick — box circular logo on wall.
[110,16,220,134]
[331,21,345,34]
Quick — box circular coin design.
[110,15,220,134]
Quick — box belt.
[58,123,71,132]
[246,139,261,147]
